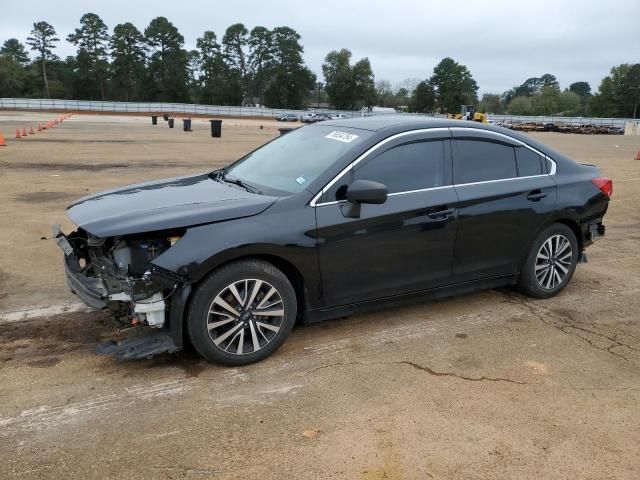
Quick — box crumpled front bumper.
[53,224,108,310]
[52,224,190,359]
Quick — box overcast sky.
[1,0,638,95]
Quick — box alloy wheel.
[535,234,573,290]
[207,279,285,355]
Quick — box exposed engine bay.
[54,224,185,330]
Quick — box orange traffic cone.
[22,127,27,136]
[15,128,21,138]
[29,126,35,135]
[0,132,6,146]
[635,149,640,161]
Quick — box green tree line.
[478,67,640,118]
[0,14,638,117]
[0,15,317,108]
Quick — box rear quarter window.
[515,147,544,177]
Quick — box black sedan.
[54,117,612,365]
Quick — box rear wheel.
[518,223,578,298]
[187,260,297,366]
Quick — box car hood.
[67,173,278,237]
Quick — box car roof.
[313,115,572,163]
[317,115,471,131]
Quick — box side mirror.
[342,180,388,218]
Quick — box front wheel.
[187,260,297,366]
[518,223,579,299]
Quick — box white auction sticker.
[325,131,359,143]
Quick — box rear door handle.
[527,190,547,201]
[427,208,455,219]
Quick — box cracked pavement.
[1,115,639,479]
[306,361,527,384]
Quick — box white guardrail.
[0,98,367,119]
[0,98,635,128]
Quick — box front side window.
[453,139,517,184]
[324,140,446,201]
[225,125,371,195]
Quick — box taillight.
[592,177,613,197]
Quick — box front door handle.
[427,208,455,219]
[527,190,547,201]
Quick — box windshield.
[224,125,371,195]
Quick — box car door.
[449,128,557,282]
[314,129,458,308]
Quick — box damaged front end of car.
[53,224,191,359]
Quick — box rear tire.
[518,223,578,299]
[187,260,297,366]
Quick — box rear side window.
[453,139,517,184]
[353,140,445,194]
[515,147,544,177]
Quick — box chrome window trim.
[388,185,454,197]
[310,126,557,208]
[316,185,455,207]
[454,173,553,188]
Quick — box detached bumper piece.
[97,331,180,360]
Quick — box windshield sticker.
[296,175,307,185]
[325,131,359,143]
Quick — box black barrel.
[163,113,169,121]
[151,115,158,125]
[168,118,174,128]
[278,127,294,136]
[183,118,192,132]
[209,119,222,138]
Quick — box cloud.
[1,0,637,94]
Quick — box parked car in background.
[301,113,318,123]
[330,113,348,120]
[276,113,298,122]
[55,116,611,366]
[315,113,333,121]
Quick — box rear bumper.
[581,219,606,248]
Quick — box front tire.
[187,260,297,366]
[518,223,578,299]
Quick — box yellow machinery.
[450,105,488,123]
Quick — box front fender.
[151,206,322,309]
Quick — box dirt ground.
[0,112,638,479]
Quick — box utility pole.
[316,82,323,109]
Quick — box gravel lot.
[0,112,638,479]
